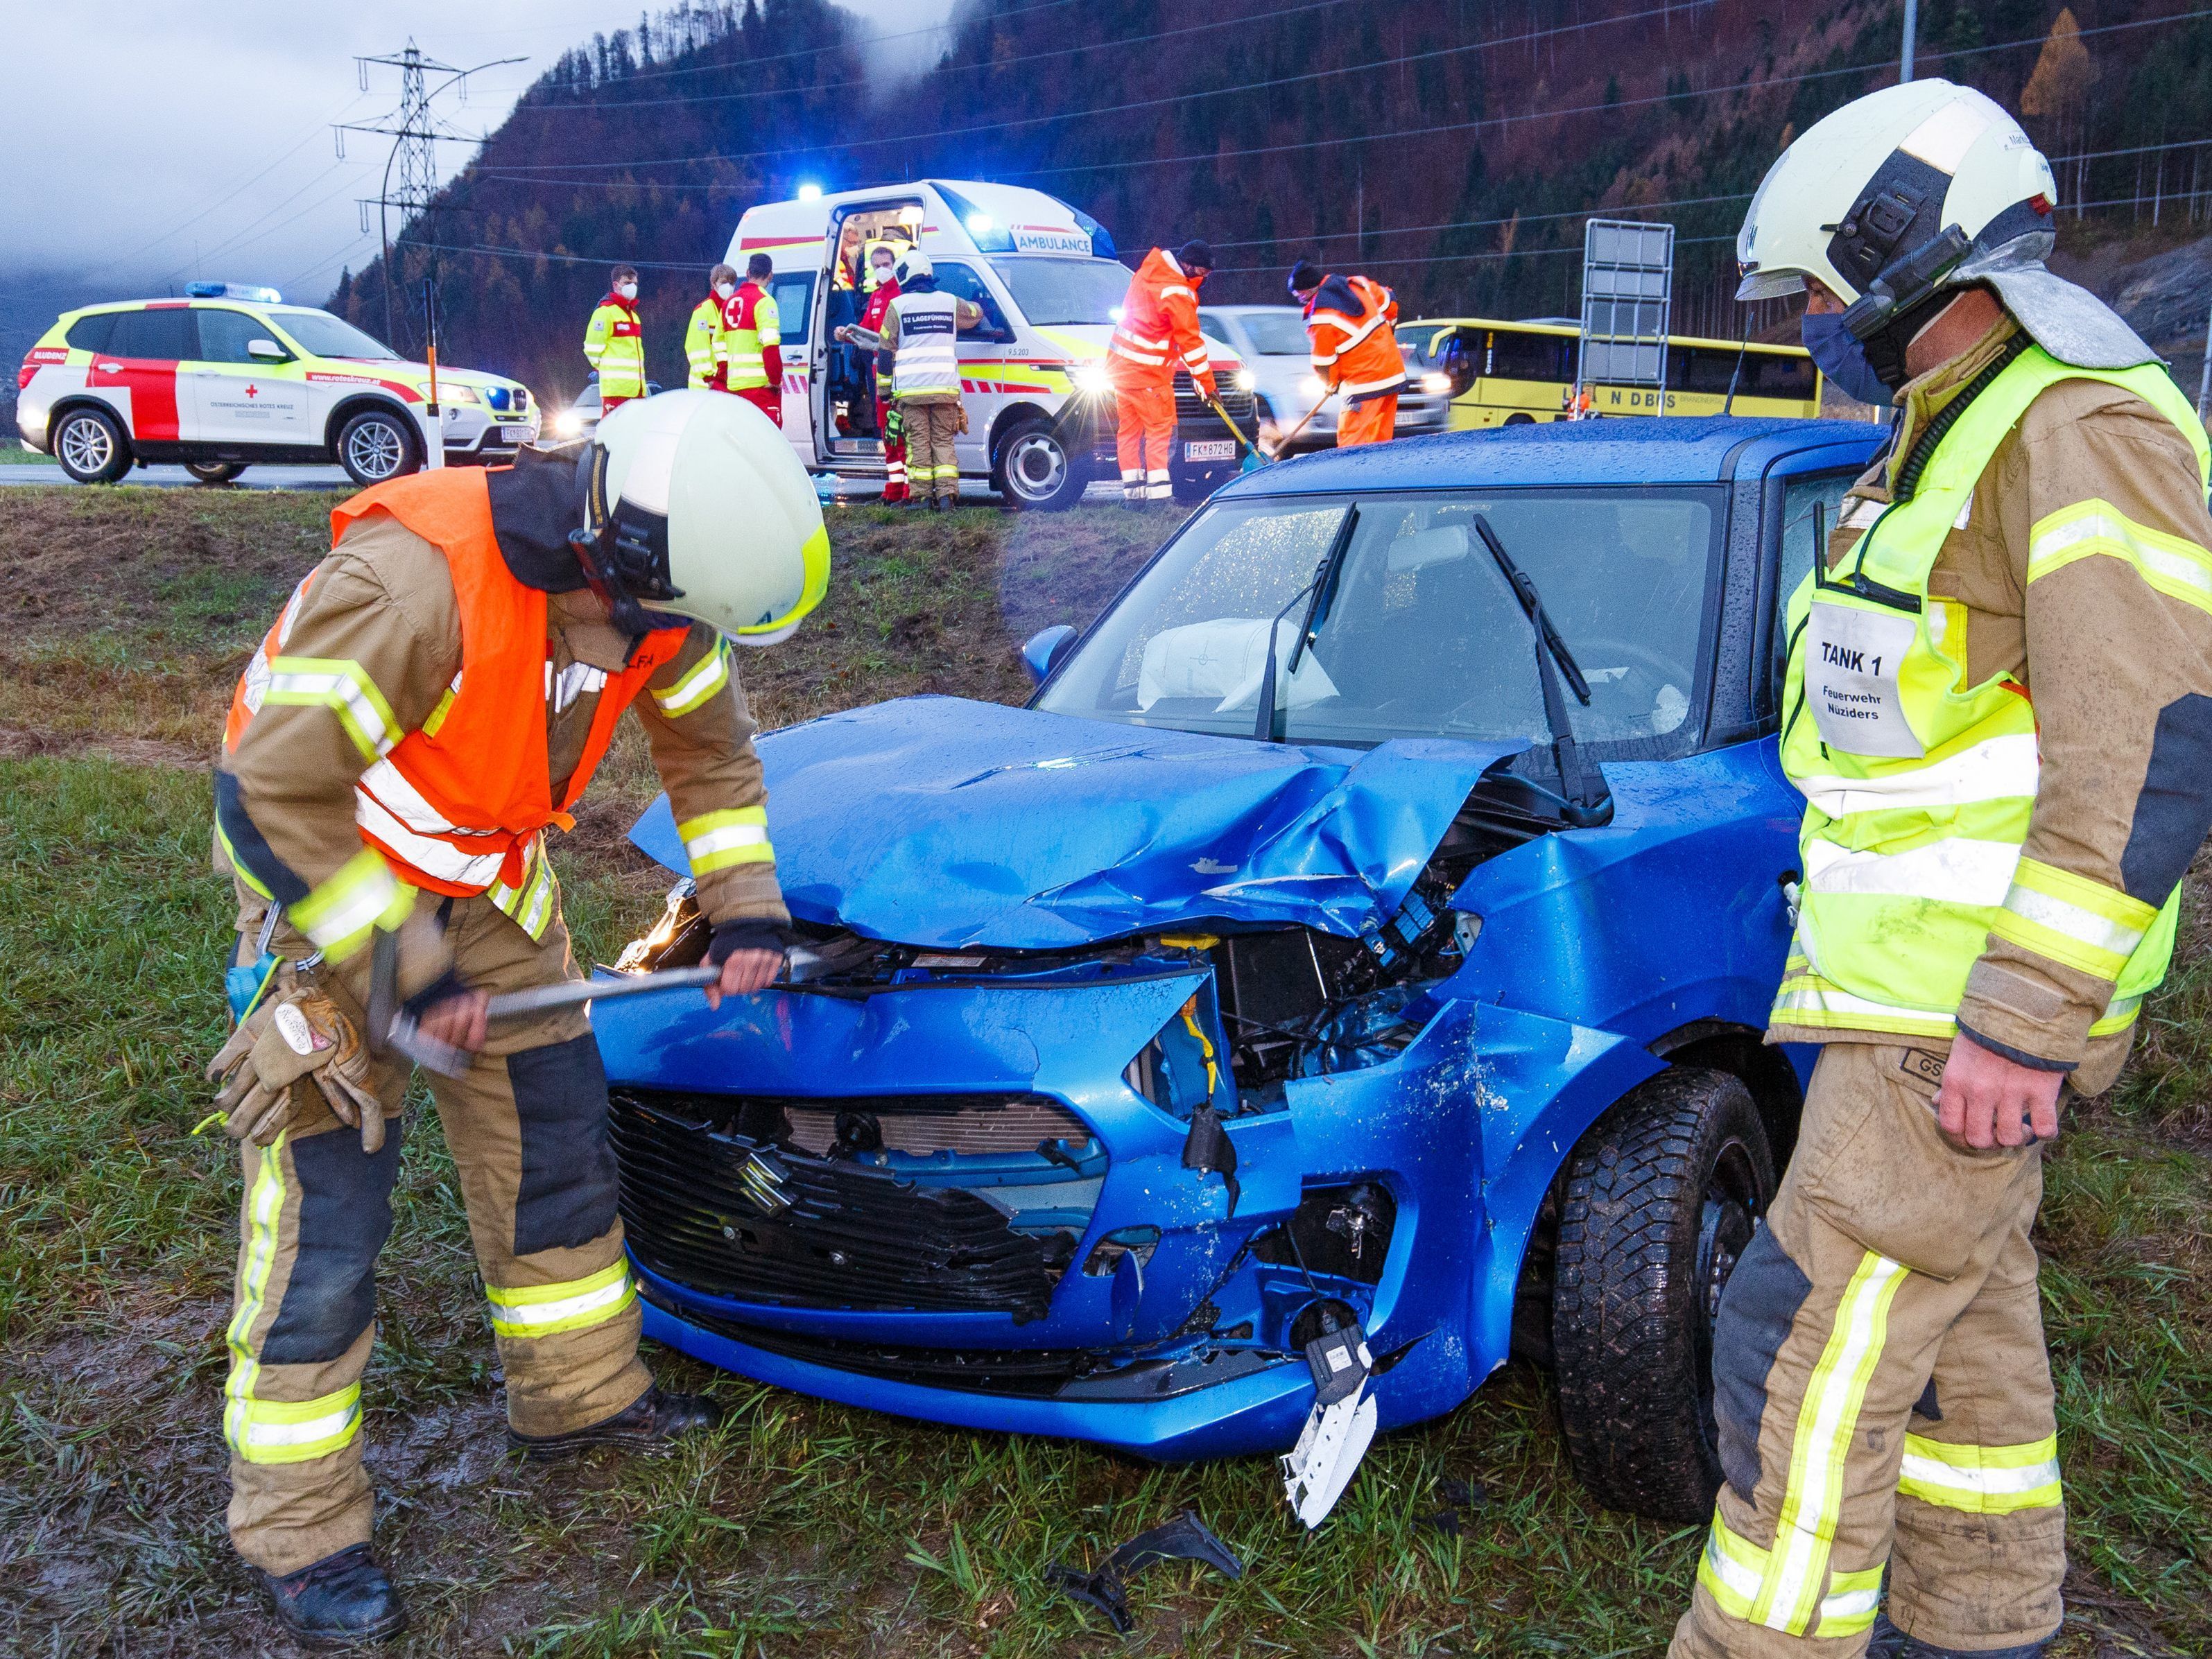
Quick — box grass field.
[0,443,57,463]
[1,485,2206,1656]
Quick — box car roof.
[1213,416,1887,496]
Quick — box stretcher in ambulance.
[725,180,1256,510]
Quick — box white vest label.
[1804,600,1924,759]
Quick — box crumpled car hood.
[629,695,1511,950]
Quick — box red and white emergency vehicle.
[15,285,537,485]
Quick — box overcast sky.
[0,1,955,308]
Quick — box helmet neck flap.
[568,440,685,648]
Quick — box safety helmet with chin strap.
[1737,80,2155,378]
[572,390,829,649]
[894,247,935,286]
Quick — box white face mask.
[615,281,638,300]
[872,263,895,284]
[714,282,735,299]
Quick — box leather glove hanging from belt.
[207,966,387,1153]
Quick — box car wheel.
[53,406,132,484]
[186,460,245,485]
[337,408,422,486]
[1503,412,1536,426]
[992,414,1088,512]
[1551,1067,1776,1522]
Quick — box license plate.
[1184,440,1235,462]
[499,424,533,443]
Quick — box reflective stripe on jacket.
[720,281,781,390]
[890,289,962,399]
[684,295,724,388]
[1109,248,1213,388]
[583,296,646,398]
[223,469,689,935]
[1776,345,2212,1043]
[1305,274,1406,404]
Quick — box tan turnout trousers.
[1670,1043,2063,1656]
[223,881,650,1576]
[903,399,962,502]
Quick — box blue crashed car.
[597,415,1887,1522]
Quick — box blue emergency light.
[184,281,283,304]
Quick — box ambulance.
[725,181,1258,510]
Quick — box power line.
[530,0,1083,89]
[474,0,2212,186]
[480,0,1720,175]
[506,0,1362,118]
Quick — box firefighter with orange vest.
[582,266,648,411]
[1107,239,1216,505]
[719,252,784,426]
[1288,261,1407,447]
[205,393,829,1644]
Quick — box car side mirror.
[1020,625,1078,686]
[247,338,288,361]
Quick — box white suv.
[16,288,538,485]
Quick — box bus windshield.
[989,257,1132,326]
[1038,488,1720,751]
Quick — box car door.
[185,308,311,446]
[930,260,1017,472]
[768,267,819,463]
[85,306,196,443]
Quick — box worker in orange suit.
[1107,239,1216,506]
[1289,261,1408,448]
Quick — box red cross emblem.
[244,384,259,398]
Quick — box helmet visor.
[1736,266,1808,302]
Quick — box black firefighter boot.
[254,1543,406,1647]
[1866,1614,2051,1659]
[507,1383,723,1459]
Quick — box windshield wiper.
[1254,505,1359,742]
[1470,514,1613,827]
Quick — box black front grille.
[1174,371,1256,424]
[643,1287,1091,1398]
[610,1090,1074,1322]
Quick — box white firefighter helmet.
[590,390,828,648]
[1736,79,2154,369]
[895,247,934,285]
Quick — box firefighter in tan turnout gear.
[207,392,830,1644]
[1672,82,2212,1658]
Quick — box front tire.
[186,460,245,485]
[1551,1068,1775,1522]
[992,414,1088,512]
[53,407,131,484]
[336,408,422,486]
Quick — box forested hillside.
[333,0,2212,403]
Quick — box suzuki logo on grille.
[736,1147,794,1215]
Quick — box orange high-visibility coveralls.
[1107,248,1216,501]
[1304,273,1406,447]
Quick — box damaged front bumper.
[591,936,1555,1461]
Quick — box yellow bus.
[1401,317,1824,427]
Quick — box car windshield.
[270,309,401,361]
[1234,312,1310,355]
[987,257,1132,326]
[1037,489,1720,750]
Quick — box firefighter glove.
[207,977,387,1153]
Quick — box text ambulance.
[725,182,1257,510]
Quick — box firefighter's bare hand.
[1937,1032,2065,1149]
[707,948,783,1007]
[418,989,490,1055]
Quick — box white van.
[725,180,1257,510]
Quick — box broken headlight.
[615,878,710,973]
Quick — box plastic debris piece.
[1281,1323,1379,1528]
[1180,1103,1241,1215]
[1417,1475,1489,1536]
[1046,1509,1245,1633]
